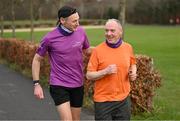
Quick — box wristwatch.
[33,80,40,86]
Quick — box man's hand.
[104,64,117,75]
[129,71,137,81]
[34,85,44,100]
[86,64,117,81]
[128,64,137,81]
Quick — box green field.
[3,25,180,120]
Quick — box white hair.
[106,19,122,30]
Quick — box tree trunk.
[80,1,84,19]
[118,0,126,39]
[59,0,64,9]
[12,0,15,38]
[0,16,4,38]
[38,7,42,20]
[100,2,104,19]
[30,0,34,42]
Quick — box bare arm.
[32,54,43,80]
[32,53,44,99]
[86,64,117,81]
[83,47,94,56]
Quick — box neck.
[61,25,73,33]
[58,25,73,36]
[106,38,122,48]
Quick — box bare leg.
[71,107,81,121]
[56,101,72,121]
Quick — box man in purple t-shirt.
[32,6,90,121]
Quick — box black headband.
[58,6,76,19]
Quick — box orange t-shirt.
[87,41,136,102]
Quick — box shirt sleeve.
[82,32,90,49]
[36,37,50,57]
[130,46,136,65]
[87,49,99,71]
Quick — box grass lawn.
[3,25,180,120]
[124,25,180,120]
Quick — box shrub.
[0,38,161,113]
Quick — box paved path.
[3,25,104,33]
[0,64,94,120]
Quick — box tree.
[118,0,126,39]
[79,0,85,19]
[133,0,154,24]
[11,0,16,38]
[0,16,4,37]
[33,0,45,20]
[30,0,34,41]
[52,0,64,10]
[11,0,25,37]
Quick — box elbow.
[86,72,94,80]
[86,73,91,80]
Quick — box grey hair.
[106,19,122,30]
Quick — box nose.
[76,21,79,26]
[106,30,111,36]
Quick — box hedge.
[0,38,161,114]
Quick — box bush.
[0,38,161,114]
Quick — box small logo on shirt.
[72,41,81,47]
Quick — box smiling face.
[60,12,80,31]
[105,20,123,43]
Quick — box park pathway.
[0,64,94,120]
[3,25,104,33]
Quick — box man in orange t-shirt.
[86,19,137,121]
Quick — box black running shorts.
[49,85,84,107]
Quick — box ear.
[120,31,123,36]
[60,17,66,24]
[119,28,123,36]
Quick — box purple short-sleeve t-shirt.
[36,26,90,87]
